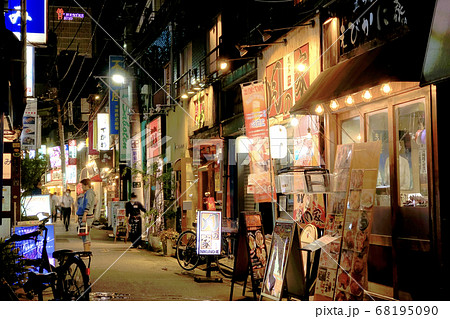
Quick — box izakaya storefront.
[288,39,440,300]
[245,0,440,301]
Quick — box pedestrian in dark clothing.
[125,193,146,248]
[61,189,74,231]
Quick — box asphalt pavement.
[53,215,254,301]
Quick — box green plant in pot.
[123,161,176,234]
[159,228,179,256]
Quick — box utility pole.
[55,96,66,189]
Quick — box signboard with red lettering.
[146,117,161,159]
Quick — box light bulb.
[315,104,324,115]
[297,63,306,72]
[362,90,372,101]
[220,61,228,70]
[345,95,354,106]
[381,83,392,95]
[290,117,299,127]
[330,100,339,110]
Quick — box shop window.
[341,116,361,144]
[366,110,390,206]
[208,15,222,74]
[395,100,428,207]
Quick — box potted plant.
[159,228,179,256]
[145,208,162,251]
[124,161,177,249]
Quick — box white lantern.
[270,125,287,159]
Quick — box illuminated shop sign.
[97,113,110,151]
[5,0,48,44]
[56,8,85,20]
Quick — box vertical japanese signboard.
[265,43,310,117]
[109,55,125,135]
[22,98,37,150]
[119,87,130,162]
[68,140,77,165]
[131,133,144,203]
[241,81,274,203]
[146,117,161,159]
[97,113,110,151]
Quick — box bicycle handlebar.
[5,230,41,244]
[5,215,49,244]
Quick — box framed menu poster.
[196,210,222,255]
[260,220,305,300]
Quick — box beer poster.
[241,81,275,203]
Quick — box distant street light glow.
[112,74,125,84]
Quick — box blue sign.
[109,55,125,135]
[14,224,56,268]
[4,0,47,44]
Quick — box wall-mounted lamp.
[218,56,259,71]
[235,39,287,57]
[261,20,315,42]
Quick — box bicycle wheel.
[176,230,199,271]
[215,235,235,278]
[58,256,90,301]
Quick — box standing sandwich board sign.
[229,211,267,300]
[260,219,305,300]
[196,210,221,255]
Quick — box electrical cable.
[59,0,108,117]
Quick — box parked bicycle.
[176,218,237,278]
[0,213,92,301]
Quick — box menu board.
[196,210,222,255]
[245,212,267,280]
[314,142,381,301]
[115,208,128,240]
[230,211,267,300]
[261,220,305,300]
[314,144,353,300]
[334,142,381,301]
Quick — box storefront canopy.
[291,36,424,113]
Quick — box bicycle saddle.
[52,249,73,259]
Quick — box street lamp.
[112,73,125,85]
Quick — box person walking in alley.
[51,193,60,222]
[126,193,146,248]
[61,189,74,231]
[76,178,96,251]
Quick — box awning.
[292,36,424,113]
